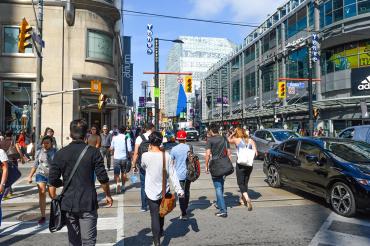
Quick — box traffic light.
[278,81,286,99]
[184,76,192,93]
[98,94,107,110]
[313,107,320,119]
[18,18,32,53]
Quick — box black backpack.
[186,145,201,182]
[137,134,150,168]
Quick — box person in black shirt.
[49,119,113,245]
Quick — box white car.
[338,125,370,144]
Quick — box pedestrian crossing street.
[309,212,370,246]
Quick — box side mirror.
[306,154,319,163]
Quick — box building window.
[333,0,344,22]
[3,82,33,134]
[232,80,240,102]
[344,0,357,18]
[3,27,32,54]
[325,1,333,26]
[358,0,370,14]
[262,64,274,92]
[87,30,113,63]
[245,71,256,98]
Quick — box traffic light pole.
[154,38,159,129]
[35,0,43,146]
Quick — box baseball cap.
[176,130,187,140]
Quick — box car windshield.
[271,131,300,142]
[323,140,370,164]
[185,127,195,131]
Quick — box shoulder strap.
[60,145,89,196]
[188,144,194,153]
[140,134,147,142]
[162,151,166,199]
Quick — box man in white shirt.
[132,123,155,211]
[110,126,132,193]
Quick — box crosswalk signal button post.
[278,82,286,99]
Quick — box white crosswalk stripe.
[0,217,118,236]
[309,212,370,246]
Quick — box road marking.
[116,193,124,246]
[0,217,118,236]
[309,212,370,246]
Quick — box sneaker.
[215,212,227,218]
[180,214,188,221]
[116,184,121,194]
[38,217,46,225]
[140,208,147,212]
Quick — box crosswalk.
[309,212,370,246]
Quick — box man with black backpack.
[170,130,199,220]
[132,123,155,212]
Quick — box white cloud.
[188,0,284,23]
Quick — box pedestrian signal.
[98,94,107,110]
[313,107,320,119]
[18,18,32,53]
[91,80,102,93]
[278,82,286,99]
[184,76,192,93]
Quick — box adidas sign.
[358,76,370,91]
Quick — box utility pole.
[35,0,43,146]
[154,37,159,129]
[144,82,148,124]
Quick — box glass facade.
[321,0,370,27]
[3,27,32,54]
[3,82,33,134]
[87,30,113,63]
[166,36,236,115]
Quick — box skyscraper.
[165,36,236,116]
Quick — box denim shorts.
[113,159,131,175]
[35,174,48,184]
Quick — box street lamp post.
[154,38,183,130]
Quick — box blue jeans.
[212,176,227,213]
[139,168,147,210]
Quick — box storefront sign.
[351,67,370,96]
[311,33,320,63]
[147,24,153,55]
[139,96,145,107]
[286,38,305,49]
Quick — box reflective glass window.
[3,27,33,54]
[358,0,370,14]
[325,1,333,25]
[287,14,297,38]
[87,30,113,63]
[309,2,315,27]
[296,7,307,32]
[232,80,240,102]
[344,3,357,18]
[320,4,325,28]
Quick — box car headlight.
[355,178,370,186]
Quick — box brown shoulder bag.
[159,151,176,218]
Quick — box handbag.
[159,151,176,218]
[6,139,20,160]
[49,145,89,233]
[209,137,234,177]
[236,139,255,166]
[2,162,22,187]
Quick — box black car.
[263,137,370,217]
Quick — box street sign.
[31,32,45,48]
[154,87,160,98]
[90,80,102,93]
[147,24,153,55]
[177,76,183,84]
[288,87,296,95]
[287,82,305,88]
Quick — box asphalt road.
[1,141,370,246]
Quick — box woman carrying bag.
[228,127,257,211]
[140,131,184,246]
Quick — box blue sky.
[123,0,285,103]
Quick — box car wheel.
[330,182,356,217]
[267,164,281,188]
